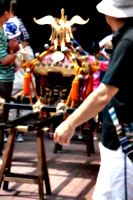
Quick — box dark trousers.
[0,81,13,156]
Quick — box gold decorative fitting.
[33,8,89,51]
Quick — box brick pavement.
[0,134,100,200]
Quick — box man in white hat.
[54,0,133,199]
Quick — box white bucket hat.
[96,0,133,18]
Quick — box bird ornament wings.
[33,9,89,51]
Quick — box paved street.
[0,133,100,200]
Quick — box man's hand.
[99,51,109,61]
[8,39,20,52]
[54,118,75,146]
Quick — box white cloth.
[98,34,113,58]
[92,143,133,200]
[3,16,21,39]
[13,44,35,92]
[8,44,36,121]
[99,34,113,49]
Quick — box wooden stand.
[0,126,51,200]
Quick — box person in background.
[93,35,113,140]
[4,0,35,142]
[98,33,113,61]
[54,0,133,199]
[0,0,19,166]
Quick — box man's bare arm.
[1,53,17,65]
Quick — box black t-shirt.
[101,23,133,150]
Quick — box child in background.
[0,0,19,165]
[4,0,30,48]
[92,35,113,140]
[4,0,35,142]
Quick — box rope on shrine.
[56,102,68,119]
[32,98,45,115]
[13,91,24,102]
[32,98,68,119]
